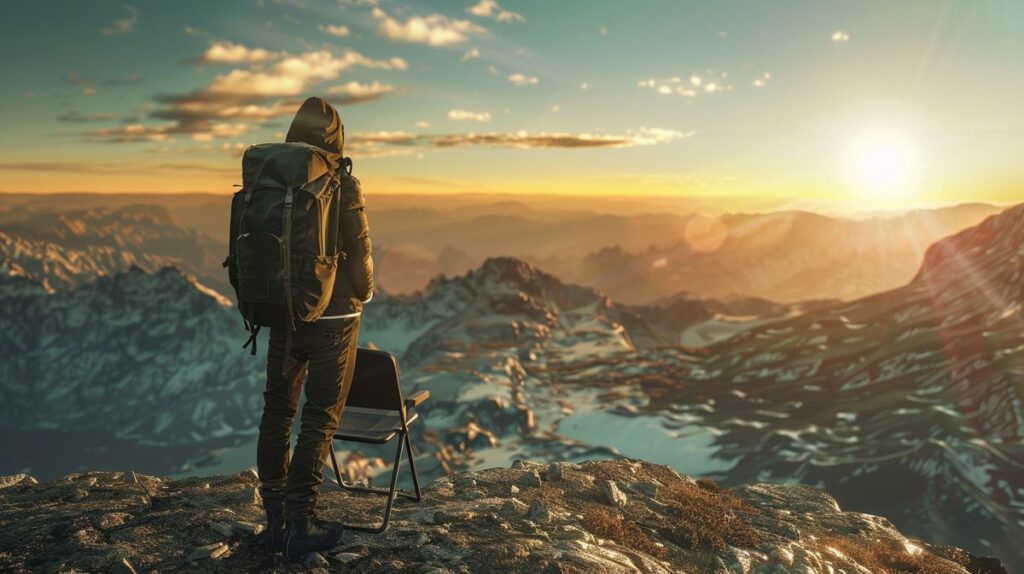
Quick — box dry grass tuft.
[821,537,963,574]
[583,508,667,558]
[655,479,761,552]
[696,477,722,493]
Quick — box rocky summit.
[0,459,1007,574]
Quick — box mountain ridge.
[0,459,1008,574]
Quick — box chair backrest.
[346,348,404,411]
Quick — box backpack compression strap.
[281,187,295,377]
[238,186,261,356]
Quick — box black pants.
[257,317,360,516]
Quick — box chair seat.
[335,406,418,444]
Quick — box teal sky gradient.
[1,0,1022,205]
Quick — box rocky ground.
[0,459,1007,574]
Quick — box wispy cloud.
[507,73,539,86]
[347,127,691,154]
[347,130,419,158]
[326,80,395,104]
[57,111,119,123]
[638,71,736,98]
[428,128,691,149]
[197,41,284,64]
[101,5,139,36]
[83,122,251,143]
[752,72,771,88]
[447,109,492,122]
[371,7,485,46]
[320,24,351,37]
[466,0,525,23]
[0,160,234,175]
[352,131,420,145]
[461,47,481,62]
[831,30,850,42]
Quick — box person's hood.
[285,96,343,170]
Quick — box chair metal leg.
[404,433,422,502]
[329,442,346,488]
[342,437,404,533]
[329,431,424,534]
[329,435,422,501]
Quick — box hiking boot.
[259,505,286,552]
[283,513,344,561]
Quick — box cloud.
[461,47,481,62]
[447,109,492,122]
[752,72,771,88]
[201,51,405,98]
[414,120,431,128]
[0,160,234,176]
[638,72,735,98]
[428,128,690,149]
[466,1,525,23]
[83,122,251,143]
[371,7,485,46]
[127,48,407,142]
[345,127,691,154]
[320,24,351,37]
[831,30,850,42]
[183,25,210,38]
[147,141,250,157]
[198,41,284,64]
[325,80,395,104]
[102,5,139,35]
[57,111,119,123]
[507,73,538,86]
[335,127,691,159]
[351,131,420,145]
[346,130,420,158]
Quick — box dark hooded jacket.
[286,96,374,320]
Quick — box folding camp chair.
[328,347,429,533]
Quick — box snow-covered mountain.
[0,266,262,446]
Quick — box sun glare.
[846,128,920,200]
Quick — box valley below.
[1,193,1022,570]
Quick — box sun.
[845,128,920,199]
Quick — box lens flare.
[846,128,920,200]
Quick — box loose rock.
[599,480,628,507]
[187,542,228,561]
[528,499,551,523]
[0,474,37,489]
[516,470,543,488]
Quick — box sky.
[1,0,1022,208]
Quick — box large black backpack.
[224,142,343,367]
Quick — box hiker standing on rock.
[225,96,374,560]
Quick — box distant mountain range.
[0,194,1020,569]
[0,204,225,294]
[0,192,1002,303]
